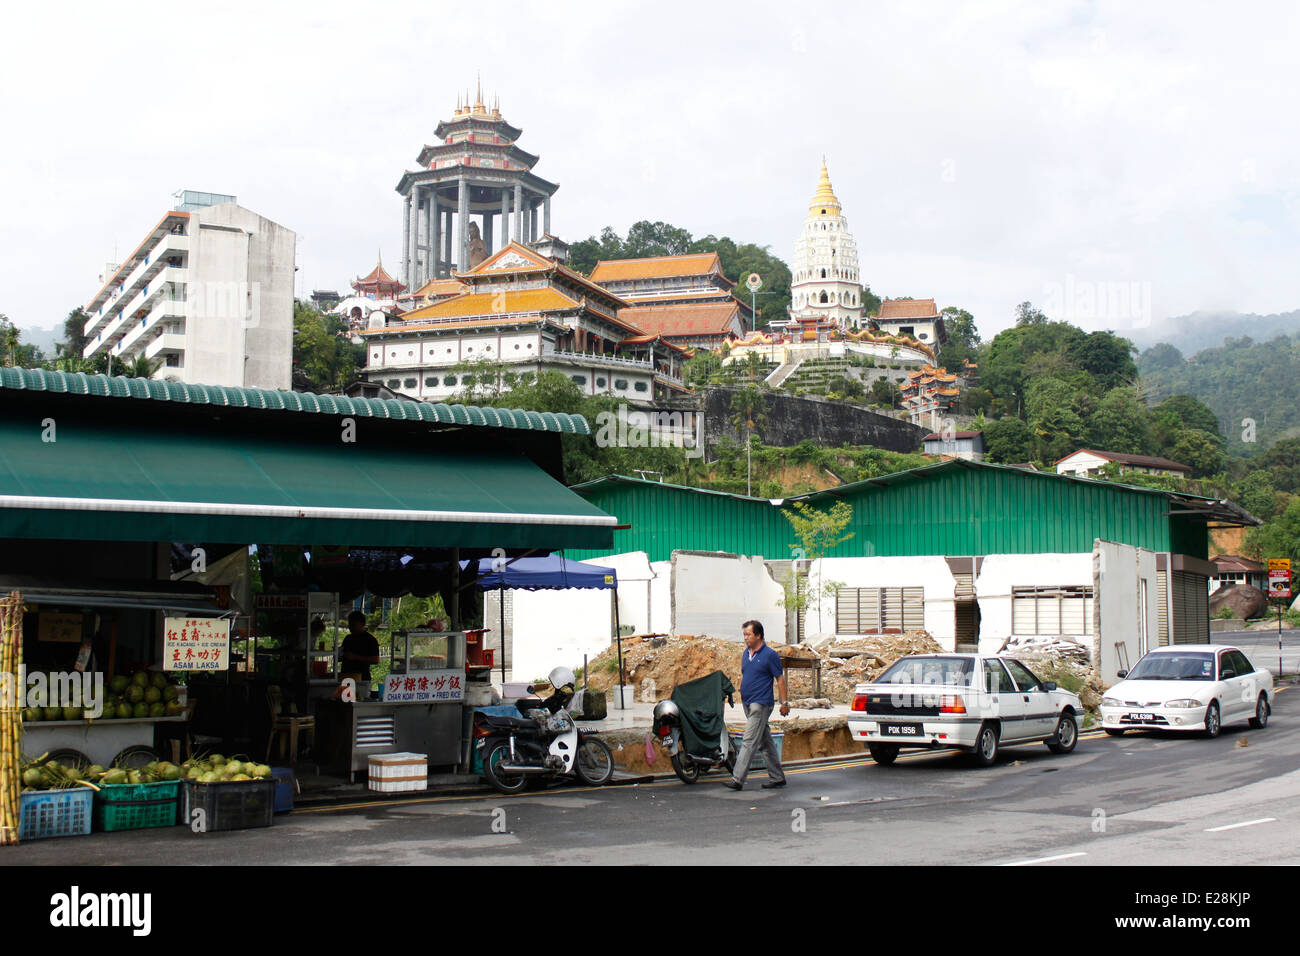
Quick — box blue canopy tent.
[466,554,622,688]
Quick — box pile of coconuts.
[181,753,273,783]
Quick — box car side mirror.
[1222,669,1236,679]
[1042,681,1057,691]
[1116,670,1128,679]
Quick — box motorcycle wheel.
[671,751,700,784]
[482,740,530,795]
[575,736,615,786]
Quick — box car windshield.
[876,656,975,687]
[1127,652,1216,681]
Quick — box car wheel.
[1248,694,1270,730]
[867,743,899,766]
[1104,728,1125,737]
[1203,701,1221,739]
[1046,713,1078,754]
[970,724,999,767]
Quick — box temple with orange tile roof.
[396,82,559,290]
[874,297,947,348]
[360,242,689,402]
[589,252,751,349]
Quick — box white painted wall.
[670,551,787,643]
[1094,540,1159,683]
[501,586,614,685]
[188,204,294,390]
[1056,451,1109,475]
[974,553,1093,655]
[813,556,958,647]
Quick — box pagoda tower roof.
[352,252,406,295]
[809,160,842,217]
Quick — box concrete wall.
[703,386,926,451]
[495,585,615,685]
[974,553,1094,656]
[1094,540,1159,683]
[186,204,294,390]
[813,556,958,646]
[670,551,787,643]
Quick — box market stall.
[0,368,617,838]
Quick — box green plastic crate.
[94,780,181,832]
[19,788,93,841]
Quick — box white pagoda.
[785,161,865,330]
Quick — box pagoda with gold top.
[784,161,865,331]
[396,80,560,289]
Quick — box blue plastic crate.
[19,788,94,841]
[270,768,296,814]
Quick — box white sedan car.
[848,654,1084,767]
[1100,645,1272,738]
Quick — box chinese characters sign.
[1268,559,1292,600]
[382,670,464,703]
[164,617,231,671]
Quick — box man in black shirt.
[339,611,380,698]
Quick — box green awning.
[0,419,615,550]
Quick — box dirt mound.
[585,630,942,704]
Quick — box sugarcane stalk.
[0,592,23,845]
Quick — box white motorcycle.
[473,666,615,794]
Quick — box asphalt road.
[8,684,1297,868]
[1220,629,1300,678]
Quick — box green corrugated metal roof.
[0,368,589,435]
[569,460,1254,563]
[0,417,614,549]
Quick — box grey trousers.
[733,702,785,785]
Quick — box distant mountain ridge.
[1131,308,1300,355]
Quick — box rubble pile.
[585,629,944,704]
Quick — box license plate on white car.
[881,723,923,737]
[1126,712,1155,722]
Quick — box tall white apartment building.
[83,192,296,389]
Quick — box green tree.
[937,306,980,369]
[1015,301,1049,326]
[779,500,856,631]
[1235,470,1278,521]
[293,301,362,392]
[623,220,693,258]
[1025,377,1086,462]
[1259,438,1300,494]
[1169,428,1226,478]
[58,307,90,359]
[1,316,20,367]
[122,353,162,378]
[983,416,1036,463]
[1086,387,1153,454]
[1244,497,1300,565]
[1068,330,1138,391]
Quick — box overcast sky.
[3,0,1298,346]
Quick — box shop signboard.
[164,617,231,671]
[255,593,309,611]
[381,670,464,703]
[1268,559,1291,600]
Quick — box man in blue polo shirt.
[725,619,789,791]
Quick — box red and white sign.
[164,617,231,671]
[381,670,464,703]
[1267,559,1291,600]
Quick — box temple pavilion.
[396,83,559,290]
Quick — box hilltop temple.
[396,83,559,289]
[777,162,865,335]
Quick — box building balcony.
[115,295,187,357]
[545,349,653,371]
[85,238,189,338]
[144,332,186,361]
